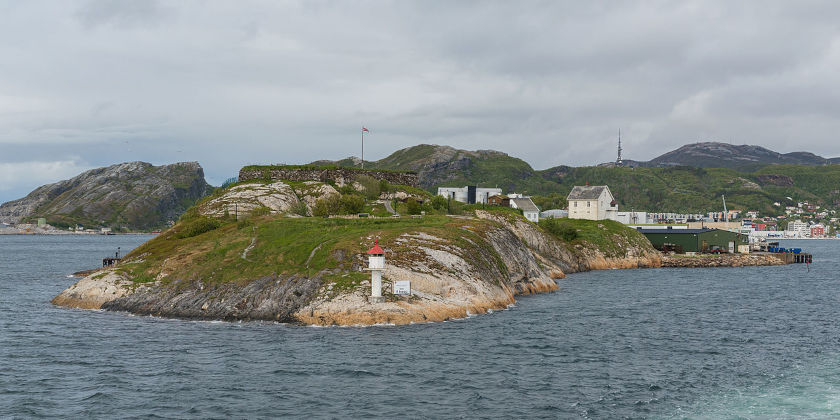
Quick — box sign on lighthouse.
[366,240,386,303]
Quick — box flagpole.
[361,126,364,169]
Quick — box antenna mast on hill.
[616,129,623,166]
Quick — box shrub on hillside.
[340,194,366,214]
[290,201,309,216]
[178,207,200,222]
[447,199,464,215]
[312,195,340,217]
[539,218,579,241]
[429,195,447,211]
[406,198,421,215]
[356,175,381,200]
[175,217,221,239]
[531,193,567,211]
[379,179,391,194]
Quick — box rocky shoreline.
[53,239,795,325]
[662,253,786,268]
[52,211,663,326]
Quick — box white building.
[787,219,809,237]
[437,186,502,204]
[510,197,540,223]
[566,185,617,220]
[607,211,650,225]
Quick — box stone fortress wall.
[238,167,420,187]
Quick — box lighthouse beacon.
[366,240,386,303]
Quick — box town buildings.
[438,186,540,222]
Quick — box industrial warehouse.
[636,228,746,254]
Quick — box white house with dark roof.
[510,197,540,223]
[567,185,617,220]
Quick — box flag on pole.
[362,127,370,133]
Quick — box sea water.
[1,235,838,418]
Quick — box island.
[52,166,662,326]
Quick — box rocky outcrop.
[295,182,339,213]
[197,180,339,218]
[295,227,564,325]
[198,182,301,217]
[0,161,212,229]
[51,270,134,309]
[755,174,795,187]
[662,254,786,267]
[474,210,662,273]
[101,275,323,322]
[238,167,419,188]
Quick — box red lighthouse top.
[367,240,384,255]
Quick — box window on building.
[587,201,591,207]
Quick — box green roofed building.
[637,228,745,254]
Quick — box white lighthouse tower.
[366,240,386,303]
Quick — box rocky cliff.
[53,179,661,326]
[0,161,212,230]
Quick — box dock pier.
[766,252,812,264]
[102,247,122,267]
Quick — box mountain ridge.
[0,161,212,230]
[621,142,840,169]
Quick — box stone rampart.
[238,167,419,187]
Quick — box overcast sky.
[2,1,840,202]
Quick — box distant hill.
[540,164,840,216]
[313,143,840,214]
[0,162,212,230]
[622,142,840,171]
[312,144,558,193]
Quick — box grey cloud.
[76,0,169,28]
[1,1,840,202]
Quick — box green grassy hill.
[540,164,840,214]
[313,144,840,215]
